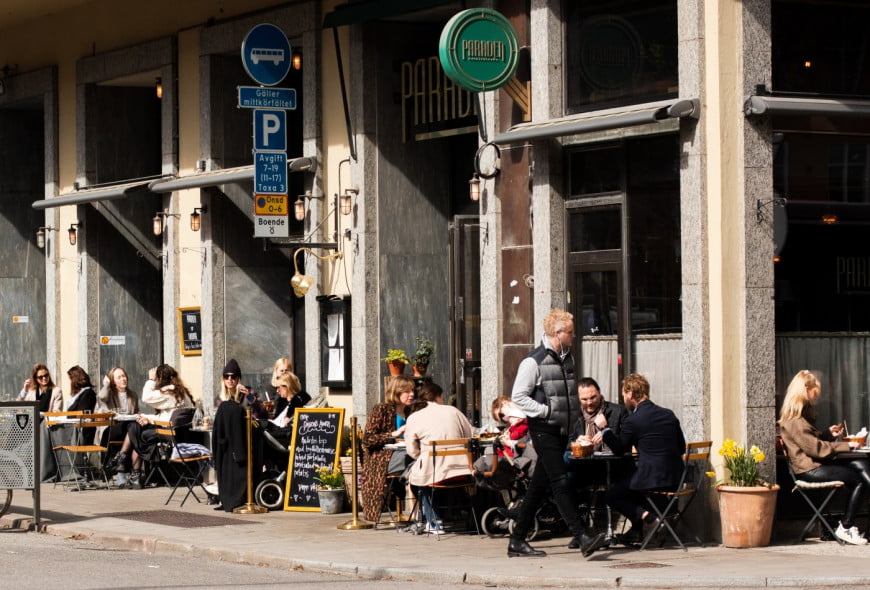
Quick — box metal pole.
[338,416,373,529]
[233,407,267,514]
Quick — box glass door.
[449,216,481,424]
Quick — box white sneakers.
[424,522,445,535]
[835,522,868,545]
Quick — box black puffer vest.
[527,344,577,436]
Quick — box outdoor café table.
[566,451,635,541]
[40,413,80,483]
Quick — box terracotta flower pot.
[717,484,780,547]
[412,364,427,377]
[386,360,406,376]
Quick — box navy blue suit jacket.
[602,399,686,490]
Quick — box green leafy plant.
[314,464,345,490]
[707,439,772,488]
[412,336,435,367]
[381,349,409,363]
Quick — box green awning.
[323,0,456,28]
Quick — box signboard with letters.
[284,408,345,511]
[438,8,520,93]
[178,306,202,356]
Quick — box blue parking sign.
[241,24,292,86]
[254,109,287,152]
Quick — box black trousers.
[799,459,870,527]
[511,429,584,541]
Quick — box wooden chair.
[45,411,115,491]
[781,446,845,544]
[640,440,712,551]
[153,420,212,507]
[415,438,479,538]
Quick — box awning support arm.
[333,27,357,162]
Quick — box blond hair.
[275,371,301,397]
[385,375,414,406]
[543,309,573,337]
[780,369,820,422]
[622,373,650,401]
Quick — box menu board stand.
[283,407,345,511]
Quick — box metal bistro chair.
[640,440,712,551]
[781,446,845,545]
[46,411,115,491]
[153,420,212,507]
[413,438,480,538]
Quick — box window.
[565,0,678,114]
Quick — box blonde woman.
[779,369,870,545]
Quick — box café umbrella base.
[717,484,780,547]
[317,488,346,514]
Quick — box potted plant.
[382,349,409,376]
[709,439,779,547]
[411,336,434,377]
[314,464,346,514]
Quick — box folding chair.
[153,420,212,506]
[781,446,845,544]
[45,412,115,491]
[640,440,712,551]
[412,438,480,538]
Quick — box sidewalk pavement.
[3,484,870,589]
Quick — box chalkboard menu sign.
[177,307,202,356]
[284,407,345,511]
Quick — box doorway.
[449,216,481,423]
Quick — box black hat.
[222,359,241,377]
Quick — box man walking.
[508,309,606,558]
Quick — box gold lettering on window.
[400,56,476,142]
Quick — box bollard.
[233,407,267,514]
[338,416,374,529]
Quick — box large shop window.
[772,1,870,97]
[564,0,678,114]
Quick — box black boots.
[568,532,608,558]
[507,538,546,557]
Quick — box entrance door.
[567,202,628,397]
[449,216,481,423]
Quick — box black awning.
[323,0,456,28]
[744,95,870,117]
[492,99,699,145]
[33,180,155,210]
[148,157,315,193]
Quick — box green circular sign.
[439,8,520,93]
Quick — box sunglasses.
[36,374,50,380]
[223,373,238,380]
[498,412,506,420]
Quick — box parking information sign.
[238,86,297,110]
[241,23,292,87]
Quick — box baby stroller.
[254,429,290,509]
[474,439,563,540]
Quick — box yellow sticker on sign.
[254,194,288,215]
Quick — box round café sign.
[439,8,519,93]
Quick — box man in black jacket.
[508,309,606,558]
[595,373,686,540]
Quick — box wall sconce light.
[152,210,180,236]
[190,205,207,232]
[36,226,56,249]
[291,247,343,298]
[340,188,357,215]
[155,77,163,99]
[755,195,787,224]
[294,194,307,221]
[292,50,303,71]
[68,222,81,246]
[468,173,481,201]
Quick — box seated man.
[565,377,629,500]
[594,373,685,543]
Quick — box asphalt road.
[0,529,521,590]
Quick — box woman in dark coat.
[360,375,415,523]
[66,365,98,444]
[213,359,262,511]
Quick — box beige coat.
[780,415,850,475]
[20,387,63,412]
[405,402,473,487]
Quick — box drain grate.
[104,509,257,528]
[607,561,671,569]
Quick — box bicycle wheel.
[0,489,11,518]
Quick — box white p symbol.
[261,113,281,147]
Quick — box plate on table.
[385,442,406,450]
[113,414,138,421]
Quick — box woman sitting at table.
[263,370,310,447]
[97,367,139,479]
[66,365,98,443]
[263,357,293,410]
[110,364,194,489]
[360,375,415,524]
[404,382,473,534]
[19,363,63,414]
[779,369,870,545]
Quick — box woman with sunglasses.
[19,363,63,413]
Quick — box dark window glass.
[627,135,681,334]
[772,1,870,97]
[568,147,622,195]
[774,132,870,203]
[565,0,678,114]
[569,209,621,252]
